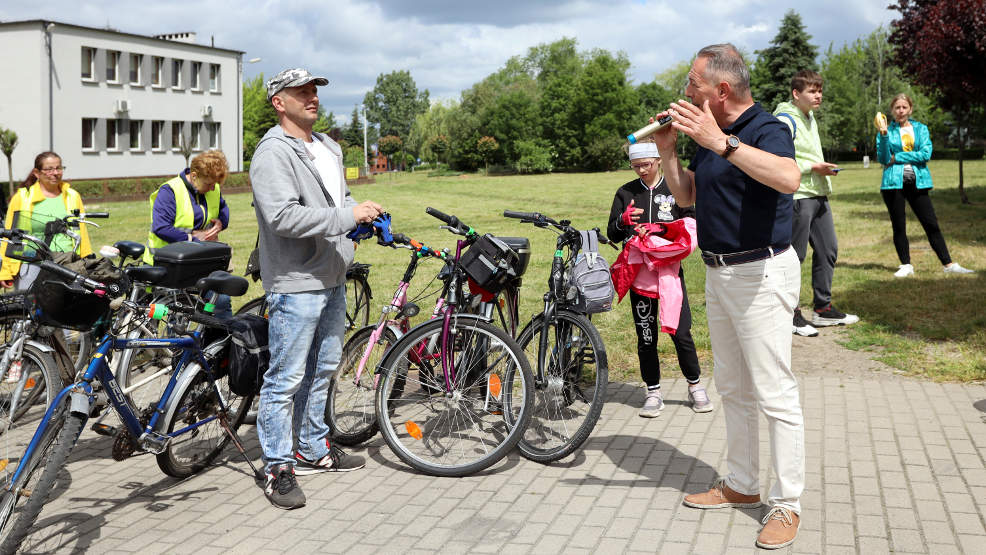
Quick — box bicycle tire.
[375,316,533,477]
[326,325,399,446]
[156,350,253,479]
[515,310,607,463]
[0,405,83,555]
[345,275,371,332]
[3,344,59,426]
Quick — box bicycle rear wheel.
[345,273,371,332]
[516,310,607,463]
[156,342,252,479]
[2,344,59,428]
[0,405,84,555]
[375,316,533,477]
[326,325,400,446]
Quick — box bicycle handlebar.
[502,210,540,221]
[503,210,618,250]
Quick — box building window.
[172,59,183,89]
[129,53,143,85]
[107,119,119,150]
[172,121,184,150]
[208,123,220,149]
[190,122,202,150]
[82,118,96,149]
[190,61,201,90]
[151,121,164,150]
[129,120,142,150]
[106,51,120,83]
[152,56,164,86]
[209,64,220,92]
[81,47,95,80]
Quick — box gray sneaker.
[639,389,664,418]
[689,385,714,413]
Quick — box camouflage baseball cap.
[266,68,329,100]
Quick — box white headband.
[628,142,660,160]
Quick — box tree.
[363,70,430,170]
[409,100,456,164]
[429,135,450,167]
[0,127,17,199]
[888,0,986,203]
[377,135,403,171]
[313,106,335,134]
[343,146,365,168]
[751,10,819,112]
[242,74,278,164]
[477,136,499,174]
[179,132,194,168]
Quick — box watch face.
[727,136,740,148]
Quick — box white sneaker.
[639,389,663,418]
[894,264,914,278]
[943,263,974,274]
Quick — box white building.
[0,19,245,181]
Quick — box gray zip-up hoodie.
[249,125,357,293]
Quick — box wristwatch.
[722,135,740,159]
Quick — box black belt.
[701,245,790,268]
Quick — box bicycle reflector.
[405,421,423,440]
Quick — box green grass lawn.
[84,159,986,382]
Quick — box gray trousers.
[791,196,837,309]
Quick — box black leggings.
[880,174,951,266]
[629,274,701,389]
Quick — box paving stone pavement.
[9,330,986,554]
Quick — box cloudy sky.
[2,0,896,124]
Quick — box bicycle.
[495,210,615,463]
[0,228,256,554]
[326,228,449,446]
[371,207,534,477]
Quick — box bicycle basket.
[460,234,521,295]
[28,254,130,331]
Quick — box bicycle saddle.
[125,265,168,285]
[196,271,249,297]
[114,240,146,260]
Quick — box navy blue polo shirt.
[687,103,795,254]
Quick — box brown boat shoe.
[756,506,800,549]
[683,478,762,509]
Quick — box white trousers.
[705,247,805,514]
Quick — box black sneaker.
[792,309,819,337]
[264,464,306,509]
[811,304,860,327]
[294,443,366,475]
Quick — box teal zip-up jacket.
[876,119,933,190]
[773,101,831,199]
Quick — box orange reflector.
[488,374,502,399]
[405,421,423,440]
[498,298,505,309]
[24,378,35,389]
[0,459,7,472]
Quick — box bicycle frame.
[7,321,222,488]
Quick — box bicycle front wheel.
[326,325,399,446]
[516,310,608,463]
[375,316,533,477]
[156,351,252,479]
[0,406,84,555]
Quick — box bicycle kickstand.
[217,411,265,483]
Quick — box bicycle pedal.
[138,431,171,455]
[90,422,118,437]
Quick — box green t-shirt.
[29,197,74,253]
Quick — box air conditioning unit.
[115,99,130,113]
[201,105,213,118]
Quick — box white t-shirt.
[303,137,343,207]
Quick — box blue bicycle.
[0,227,256,554]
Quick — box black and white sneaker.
[294,443,366,475]
[812,304,860,327]
[792,309,819,337]
[264,463,306,510]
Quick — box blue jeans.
[257,285,346,471]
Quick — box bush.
[584,135,626,171]
[514,140,555,174]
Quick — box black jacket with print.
[607,176,696,244]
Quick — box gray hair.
[697,43,751,99]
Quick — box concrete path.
[11,328,986,554]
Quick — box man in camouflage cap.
[250,67,382,509]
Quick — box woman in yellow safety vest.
[0,151,93,290]
[146,149,232,317]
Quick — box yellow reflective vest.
[144,176,221,263]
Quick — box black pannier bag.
[460,234,526,295]
[226,313,270,396]
[152,241,231,289]
[30,253,130,331]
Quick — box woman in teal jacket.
[876,93,973,276]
